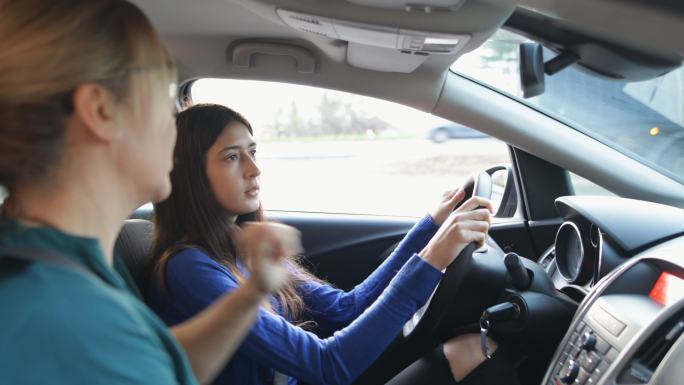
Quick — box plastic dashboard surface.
[542,196,684,385]
[541,197,684,295]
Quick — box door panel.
[266,211,414,290]
[266,211,538,290]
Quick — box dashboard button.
[574,368,590,385]
[591,307,626,337]
[594,335,611,354]
[560,360,580,384]
[579,351,601,371]
[605,347,619,363]
[576,322,587,334]
[590,352,601,365]
[571,331,580,344]
[580,332,597,351]
[586,372,601,385]
[569,345,581,358]
[596,360,610,375]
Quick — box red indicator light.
[649,272,684,306]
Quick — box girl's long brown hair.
[153,104,320,326]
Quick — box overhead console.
[235,0,514,73]
[277,9,470,54]
[276,8,470,73]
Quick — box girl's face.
[205,122,261,219]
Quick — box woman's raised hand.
[420,196,493,271]
[237,222,303,294]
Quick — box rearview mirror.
[519,43,545,98]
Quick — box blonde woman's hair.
[0,0,177,192]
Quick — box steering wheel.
[402,171,494,338]
[354,170,571,385]
[353,171,519,385]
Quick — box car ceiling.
[130,0,684,110]
[131,0,512,109]
[132,0,682,84]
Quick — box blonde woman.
[0,1,296,384]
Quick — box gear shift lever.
[504,252,531,291]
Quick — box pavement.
[256,138,510,216]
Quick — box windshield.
[451,30,684,184]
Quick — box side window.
[569,172,616,196]
[190,79,511,217]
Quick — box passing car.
[113,1,684,384]
[427,122,488,142]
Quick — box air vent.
[290,15,322,26]
[619,316,684,383]
[276,9,337,39]
[301,29,328,37]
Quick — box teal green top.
[0,217,198,385]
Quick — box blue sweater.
[150,215,441,385]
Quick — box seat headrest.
[114,219,154,298]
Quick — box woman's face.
[116,72,177,205]
[205,122,261,219]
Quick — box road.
[256,138,509,217]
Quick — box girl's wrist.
[419,245,447,271]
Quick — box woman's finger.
[461,230,487,248]
[475,232,487,248]
[445,208,490,227]
[446,188,466,207]
[458,220,490,233]
[460,208,492,223]
[456,196,494,214]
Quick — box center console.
[542,239,684,385]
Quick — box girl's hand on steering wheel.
[237,222,303,294]
[420,196,493,271]
[430,187,467,226]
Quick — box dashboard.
[539,196,684,299]
[540,196,684,385]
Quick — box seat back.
[114,219,155,300]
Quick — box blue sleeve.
[164,248,442,385]
[300,214,438,330]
